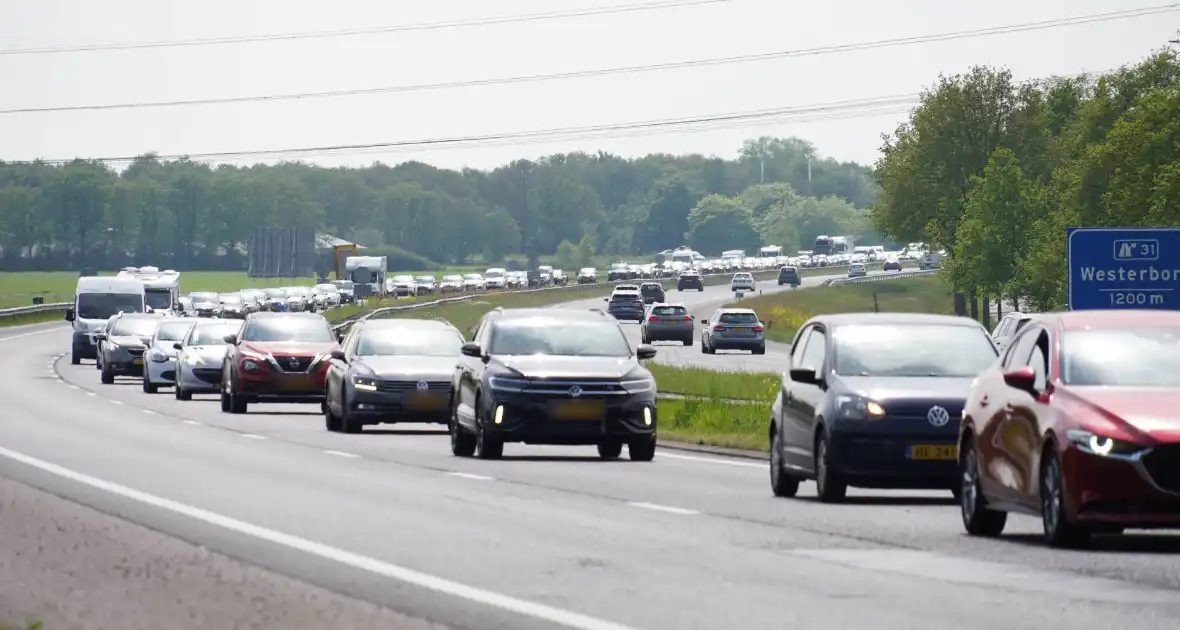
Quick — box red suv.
[220,312,340,414]
[959,310,1180,547]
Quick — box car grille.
[375,380,451,393]
[125,348,145,358]
[520,379,627,397]
[881,399,964,421]
[1143,444,1180,494]
[193,368,221,384]
[276,356,316,373]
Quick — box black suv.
[451,308,659,460]
[639,282,666,304]
[677,271,704,291]
[777,266,801,287]
[605,291,645,323]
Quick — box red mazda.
[959,310,1180,547]
[220,311,340,414]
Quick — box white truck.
[67,275,147,364]
[919,251,943,270]
[344,255,387,298]
[116,266,181,313]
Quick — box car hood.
[242,341,338,357]
[185,345,230,361]
[193,302,219,309]
[1061,387,1180,441]
[840,376,974,402]
[492,355,640,380]
[353,355,456,378]
[109,335,150,347]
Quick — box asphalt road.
[3,284,1180,630]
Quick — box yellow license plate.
[404,392,447,411]
[910,444,957,460]
[133,358,144,365]
[552,399,605,421]
[733,327,750,332]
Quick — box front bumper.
[828,423,959,489]
[235,370,327,403]
[1065,443,1180,528]
[348,382,452,423]
[104,347,147,376]
[145,356,178,384]
[481,391,656,445]
[177,362,224,393]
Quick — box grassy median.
[647,363,777,402]
[731,275,955,344]
[658,397,769,452]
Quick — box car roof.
[651,302,687,308]
[118,312,160,319]
[813,313,982,327]
[1054,310,1180,330]
[355,318,457,331]
[718,308,757,314]
[498,308,612,321]
[247,311,326,320]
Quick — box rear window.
[652,306,687,316]
[719,312,758,324]
[641,284,663,293]
[611,293,641,302]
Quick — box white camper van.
[116,266,181,312]
[66,276,147,364]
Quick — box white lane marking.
[657,451,764,469]
[0,328,60,343]
[447,472,494,481]
[0,445,641,630]
[182,420,202,426]
[240,433,266,440]
[142,409,157,415]
[54,379,63,384]
[67,384,79,390]
[109,400,124,406]
[627,501,700,515]
[85,392,96,397]
[323,450,359,458]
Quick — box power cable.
[0,0,729,56]
[0,4,1168,117]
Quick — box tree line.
[872,49,1180,316]
[0,134,880,272]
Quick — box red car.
[959,310,1180,547]
[220,312,341,414]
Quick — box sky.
[0,0,1174,171]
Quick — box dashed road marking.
[658,451,763,469]
[240,433,266,440]
[0,445,642,630]
[142,409,157,415]
[67,384,79,390]
[54,379,63,384]
[182,420,202,426]
[0,328,60,343]
[627,501,700,515]
[447,472,494,481]
[85,392,96,397]
[110,399,124,405]
[323,450,359,458]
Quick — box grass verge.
[658,397,769,452]
[733,275,956,344]
[0,309,66,328]
[647,363,778,402]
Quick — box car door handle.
[979,396,989,407]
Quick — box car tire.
[753,345,766,355]
[176,386,192,401]
[71,347,81,365]
[959,438,1007,537]
[814,430,847,503]
[142,376,157,394]
[1040,450,1090,548]
[770,429,800,498]
[450,411,476,457]
[597,441,623,460]
[474,403,503,460]
[100,363,115,384]
[681,337,692,346]
[324,399,342,432]
[628,435,656,462]
[341,403,362,434]
[220,390,231,411]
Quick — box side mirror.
[1002,366,1038,394]
[93,332,107,341]
[700,319,708,325]
[172,342,183,351]
[330,349,347,361]
[335,333,344,343]
[789,368,821,385]
[603,297,609,302]
[65,308,75,322]
[223,334,237,345]
[460,342,482,358]
[636,345,657,360]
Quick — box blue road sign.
[1067,227,1180,311]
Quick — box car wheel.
[753,345,766,355]
[100,362,115,384]
[770,428,800,498]
[682,337,692,346]
[959,438,1007,537]
[71,347,81,365]
[474,403,503,460]
[450,409,476,457]
[628,435,656,461]
[324,396,343,432]
[1041,450,1090,548]
[814,430,847,503]
[597,441,623,460]
[340,402,362,434]
[142,376,157,394]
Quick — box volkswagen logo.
[568,385,583,398]
[288,357,300,369]
[416,380,429,391]
[927,405,950,427]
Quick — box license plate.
[661,319,682,324]
[404,392,446,411]
[733,327,750,333]
[909,444,957,460]
[133,358,144,365]
[551,399,605,421]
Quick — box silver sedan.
[173,319,244,400]
[143,318,197,393]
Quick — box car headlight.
[621,378,655,394]
[1065,429,1144,457]
[149,349,171,363]
[488,376,528,392]
[352,376,378,391]
[183,352,204,366]
[836,394,886,420]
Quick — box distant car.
[390,275,417,297]
[990,311,1034,353]
[639,282,666,304]
[142,318,196,393]
[700,308,765,355]
[551,269,569,286]
[462,274,486,291]
[605,291,645,323]
[641,303,693,346]
[173,319,243,401]
[415,276,438,295]
[778,266,801,287]
[219,293,247,319]
[95,312,161,384]
[577,267,598,284]
[439,275,465,293]
[847,264,867,278]
[189,292,221,318]
[607,263,630,282]
[769,313,997,502]
[730,273,756,293]
[883,256,903,272]
[677,271,704,292]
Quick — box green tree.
[685,194,760,252]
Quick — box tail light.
[712,325,726,332]
[648,315,659,322]
[753,325,765,332]
[683,315,692,321]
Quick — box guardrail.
[0,302,72,320]
[822,268,938,286]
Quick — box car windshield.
[464,274,482,280]
[264,288,286,298]
[155,321,193,342]
[188,322,242,346]
[734,274,752,279]
[611,293,641,302]
[490,319,631,357]
[220,295,243,304]
[76,292,144,319]
[111,317,159,337]
[834,324,997,377]
[190,292,217,303]
[316,284,338,293]
[242,317,333,342]
[719,312,758,324]
[415,276,434,283]
[641,285,663,293]
[145,289,172,310]
[392,275,413,283]
[652,306,687,316]
[334,281,353,289]
[1063,328,1180,386]
[485,271,504,278]
[443,276,463,282]
[355,327,464,357]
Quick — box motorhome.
[116,266,180,312]
[344,255,387,298]
[814,235,854,256]
[66,275,147,364]
[759,246,783,258]
[669,247,697,267]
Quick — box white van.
[66,276,147,364]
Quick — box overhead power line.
[0,0,729,56]
[1,3,1171,116]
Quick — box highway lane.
[1,320,1178,629]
